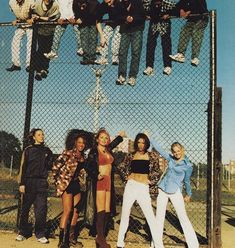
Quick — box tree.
[0,131,22,169]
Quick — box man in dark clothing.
[115,0,146,87]
[170,0,209,66]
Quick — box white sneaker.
[94,58,108,65]
[37,237,49,244]
[116,75,126,85]
[143,66,154,76]
[191,57,200,66]
[127,77,136,87]
[169,53,185,63]
[16,234,26,241]
[163,66,172,75]
[44,51,58,60]
[77,48,84,56]
[112,57,119,65]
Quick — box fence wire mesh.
[0,8,215,247]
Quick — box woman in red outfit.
[87,128,125,248]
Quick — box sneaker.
[127,77,136,87]
[191,58,200,66]
[44,51,58,60]
[143,67,154,76]
[35,72,42,81]
[112,56,119,65]
[116,75,126,85]
[16,234,26,241]
[77,48,84,56]
[37,237,49,244]
[169,53,185,63]
[40,70,48,78]
[163,66,172,75]
[95,58,108,65]
[6,64,21,72]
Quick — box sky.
[0,0,234,164]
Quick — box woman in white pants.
[117,133,162,248]
[151,138,199,248]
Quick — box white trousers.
[100,25,121,60]
[11,27,32,67]
[155,189,199,248]
[117,179,158,247]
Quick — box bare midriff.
[128,173,149,185]
[99,164,112,176]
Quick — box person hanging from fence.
[150,136,199,248]
[72,0,105,65]
[143,0,177,77]
[6,0,35,72]
[43,0,83,60]
[16,128,53,244]
[52,129,93,248]
[169,0,209,67]
[115,0,146,87]
[32,0,60,81]
[94,0,122,66]
[116,133,162,248]
[86,128,125,248]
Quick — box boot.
[104,212,110,237]
[69,225,77,247]
[95,211,111,248]
[58,228,69,248]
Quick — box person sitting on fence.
[143,0,177,77]
[150,136,199,248]
[16,128,53,244]
[115,0,146,87]
[169,0,209,67]
[32,0,60,81]
[6,0,35,72]
[95,0,122,66]
[72,0,105,65]
[86,128,125,248]
[44,0,83,60]
[116,133,163,248]
[52,129,92,248]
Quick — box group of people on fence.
[16,127,199,248]
[6,0,208,86]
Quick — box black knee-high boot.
[58,228,69,248]
[95,211,110,248]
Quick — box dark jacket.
[176,0,208,21]
[18,144,53,186]
[116,0,146,33]
[86,135,123,217]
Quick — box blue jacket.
[150,139,193,196]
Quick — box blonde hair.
[171,142,185,156]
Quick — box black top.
[73,160,86,179]
[20,144,53,185]
[130,160,150,174]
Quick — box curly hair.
[65,129,94,150]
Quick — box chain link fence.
[0,10,221,247]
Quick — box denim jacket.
[150,139,193,196]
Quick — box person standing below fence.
[86,128,125,248]
[44,0,83,60]
[6,0,35,72]
[150,136,199,248]
[52,130,92,248]
[16,128,53,244]
[169,0,209,67]
[95,0,121,66]
[115,0,145,87]
[32,0,60,81]
[116,133,162,248]
[143,0,177,77]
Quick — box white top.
[57,0,74,19]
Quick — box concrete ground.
[0,206,234,248]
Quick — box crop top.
[130,160,150,174]
[98,151,114,166]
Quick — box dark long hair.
[24,128,44,146]
[133,133,150,153]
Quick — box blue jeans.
[118,30,143,79]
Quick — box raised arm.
[150,138,171,161]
